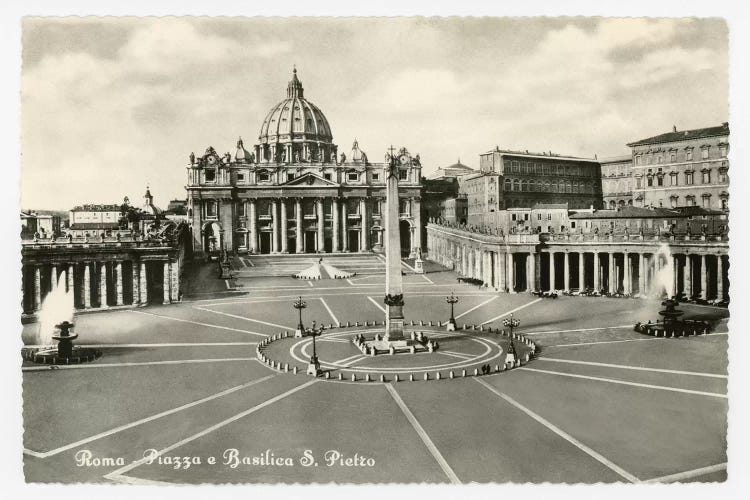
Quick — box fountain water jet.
[651,243,675,299]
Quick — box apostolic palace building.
[186,69,423,258]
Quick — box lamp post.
[503,314,520,366]
[445,292,459,331]
[293,296,307,337]
[305,320,325,376]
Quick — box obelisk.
[384,150,405,341]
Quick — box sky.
[20,17,728,210]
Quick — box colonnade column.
[248,200,257,253]
[342,199,349,252]
[316,198,325,252]
[528,252,536,292]
[717,255,724,300]
[132,262,140,305]
[593,252,600,291]
[280,200,288,253]
[332,198,340,252]
[99,262,108,309]
[50,266,57,291]
[700,254,707,300]
[83,263,91,308]
[608,252,615,294]
[578,253,585,290]
[684,255,692,298]
[496,252,506,291]
[140,262,148,304]
[475,248,482,280]
[638,253,645,295]
[563,252,570,292]
[507,253,515,293]
[360,198,369,252]
[34,265,41,311]
[548,252,555,291]
[271,199,279,253]
[295,198,303,254]
[623,253,631,295]
[115,261,124,306]
[163,261,171,305]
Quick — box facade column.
[280,199,288,253]
[578,252,585,290]
[99,262,108,308]
[528,252,536,292]
[593,252,600,291]
[563,252,570,292]
[115,261,124,306]
[317,198,325,252]
[548,252,555,291]
[700,254,707,300]
[295,198,303,254]
[163,261,171,304]
[717,255,724,301]
[34,265,41,311]
[507,253,515,293]
[360,198,369,252]
[332,198,340,252]
[248,199,257,253]
[132,261,140,305]
[271,199,279,253]
[413,197,422,252]
[83,262,91,308]
[139,261,148,304]
[342,199,349,252]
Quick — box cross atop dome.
[287,66,304,98]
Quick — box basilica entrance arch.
[202,222,222,256]
[399,220,412,257]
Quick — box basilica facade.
[186,69,423,257]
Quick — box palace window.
[205,201,217,218]
[372,173,380,181]
[719,145,728,157]
[685,195,696,207]
[513,180,520,191]
[205,169,216,182]
[636,177,642,189]
[635,155,641,165]
[670,152,676,162]
[719,168,728,183]
[537,213,542,221]
[670,172,678,186]
[236,173,245,183]
[686,149,693,161]
[504,178,511,191]
[670,196,678,208]
[685,171,694,185]
[399,170,408,180]
[701,147,710,160]
[657,176,664,187]
[647,176,653,187]
[702,194,711,208]
[721,198,728,211]
[348,172,359,182]
[702,169,711,184]
[258,172,271,182]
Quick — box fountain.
[650,243,675,299]
[23,271,102,365]
[634,298,711,338]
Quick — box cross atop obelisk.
[384,146,405,341]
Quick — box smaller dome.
[234,137,253,163]
[349,139,368,164]
[141,186,162,215]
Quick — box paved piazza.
[22,256,729,484]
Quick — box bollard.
[424,372,429,381]
[351,373,357,382]
[325,372,330,379]
[380,374,385,383]
[409,374,414,382]
[347,321,351,327]
[338,373,343,381]
[449,370,454,379]
[462,369,467,377]
[436,372,441,380]
[337,322,342,328]
[474,368,479,376]
[293,366,299,374]
[365,374,371,382]
[463,323,467,329]
[394,374,400,382]
[420,320,424,326]
[494,364,500,372]
[429,320,434,326]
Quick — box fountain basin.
[23,346,102,365]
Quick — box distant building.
[600,155,633,209]
[499,203,572,234]
[628,123,729,211]
[569,205,727,236]
[439,196,468,225]
[21,211,61,239]
[427,159,474,180]
[68,203,122,238]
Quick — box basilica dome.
[258,69,333,146]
